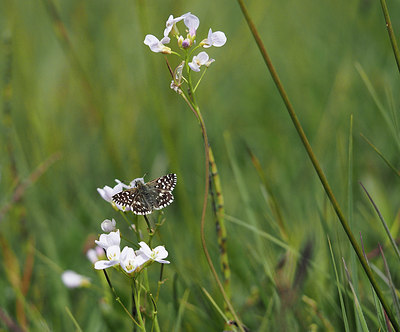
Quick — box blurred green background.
[1,0,400,330]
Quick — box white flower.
[86,246,104,264]
[189,52,214,72]
[62,270,90,288]
[101,218,116,233]
[97,182,124,203]
[183,13,199,37]
[120,246,148,274]
[164,14,185,37]
[144,35,171,54]
[97,180,132,211]
[94,245,121,270]
[202,28,227,48]
[95,230,120,250]
[137,241,170,264]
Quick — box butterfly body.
[112,174,177,215]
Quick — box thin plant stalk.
[236,0,400,329]
[166,60,244,331]
[102,270,141,327]
[360,183,400,263]
[379,0,400,73]
[208,146,232,316]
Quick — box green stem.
[379,0,400,74]
[177,91,245,332]
[208,147,232,317]
[236,0,400,330]
[102,270,141,327]
[133,279,146,331]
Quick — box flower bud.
[101,218,116,232]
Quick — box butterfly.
[112,173,177,215]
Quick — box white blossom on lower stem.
[94,245,121,270]
[120,246,149,274]
[144,35,171,54]
[201,28,227,48]
[189,52,214,72]
[62,270,90,288]
[95,230,120,250]
[137,242,170,264]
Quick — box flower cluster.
[144,12,226,74]
[94,229,170,276]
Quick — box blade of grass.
[343,258,370,332]
[379,245,400,322]
[379,0,400,73]
[65,306,83,332]
[360,235,389,332]
[327,237,350,332]
[355,63,400,151]
[201,287,229,323]
[360,183,400,263]
[235,1,400,329]
[173,289,190,332]
[360,134,400,178]
[246,146,288,241]
[348,115,361,332]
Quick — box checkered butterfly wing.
[146,173,177,210]
[111,188,150,214]
[111,174,177,215]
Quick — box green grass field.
[1,0,400,331]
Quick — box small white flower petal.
[203,29,227,48]
[95,230,120,250]
[97,180,127,203]
[189,52,210,72]
[137,242,170,264]
[138,241,152,256]
[196,51,209,64]
[188,62,200,72]
[120,246,138,273]
[183,13,199,36]
[164,14,185,37]
[144,34,171,53]
[106,245,121,261]
[86,248,99,264]
[94,259,119,270]
[62,270,90,288]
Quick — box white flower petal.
[86,248,99,263]
[203,29,227,48]
[196,51,209,64]
[106,245,121,261]
[138,242,152,256]
[94,259,119,270]
[95,230,120,250]
[62,270,90,288]
[188,62,200,72]
[210,31,227,47]
[183,13,199,36]
[164,14,185,37]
